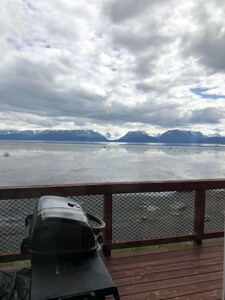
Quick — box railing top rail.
[1,178,225,200]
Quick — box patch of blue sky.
[191,87,225,99]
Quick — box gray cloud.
[182,2,225,72]
[192,34,225,72]
[190,107,224,124]
[0,57,106,119]
[112,29,172,54]
[136,82,153,92]
[106,1,174,80]
[89,99,189,129]
[183,30,225,73]
[104,0,168,23]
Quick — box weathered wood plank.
[116,271,222,296]
[107,256,222,279]
[108,241,223,259]
[170,289,222,300]
[113,264,222,287]
[121,281,222,299]
[105,242,224,299]
[106,249,223,273]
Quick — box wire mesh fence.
[0,187,224,256]
[71,195,104,220]
[205,189,225,233]
[0,198,37,254]
[112,191,195,242]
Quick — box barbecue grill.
[21,195,105,257]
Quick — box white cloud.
[0,0,225,136]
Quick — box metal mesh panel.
[0,198,37,254]
[205,189,225,233]
[112,191,195,242]
[71,195,103,220]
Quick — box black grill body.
[21,196,104,257]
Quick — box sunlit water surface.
[1,141,225,186]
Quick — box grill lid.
[23,196,99,255]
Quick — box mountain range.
[0,129,225,144]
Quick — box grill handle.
[86,213,105,236]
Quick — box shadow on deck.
[105,241,223,299]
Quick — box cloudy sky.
[1,0,225,138]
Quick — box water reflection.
[0,141,225,186]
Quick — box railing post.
[194,189,206,245]
[103,193,113,256]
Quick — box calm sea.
[0,141,225,186]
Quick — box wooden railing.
[0,179,225,262]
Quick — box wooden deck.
[0,242,223,299]
[105,241,224,299]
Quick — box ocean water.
[1,141,225,186]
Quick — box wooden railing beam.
[1,178,225,200]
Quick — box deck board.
[105,241,224,300]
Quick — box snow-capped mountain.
[157,130,205,143]
[117,131,158,143]
[0,129,225,144]
[116,129,225,144]
[0,130,107,142]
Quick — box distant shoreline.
[0,139,225,148]
[1,129,225,145]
